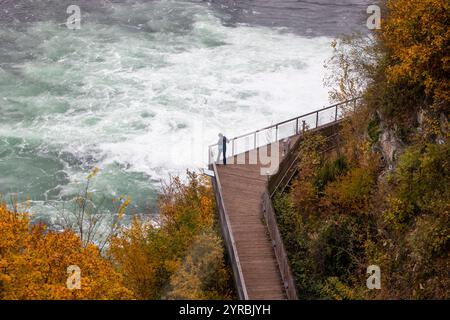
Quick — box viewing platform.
[208,99,359,300]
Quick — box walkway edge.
[210,155,249,300]
[262,190,299,300]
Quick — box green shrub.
[322,166,376,214]
[367,115,382,146]
[384,143,450,227]
[320,277,360,300]
[315,156,349,192]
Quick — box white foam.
[2,1,334,189]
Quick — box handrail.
[206,97,360,298]
[262,190,299,300]
[269,129,342,198]
[231,97,359,140]
[208,98,359,164]
[209,150,249,300]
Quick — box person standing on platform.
[217,133,230,165]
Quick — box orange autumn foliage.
[109,172,234,300]
[0,203,133,300]
[383,0,450,106]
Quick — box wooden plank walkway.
[216,138,299,300]
[210,99,358,300]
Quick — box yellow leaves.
[1,170,231,300]
[87,167,100,180]
[322,166,376,213]
[321,277,358,300]
[0,265,11,286]
[108,216,163,299]
[117,196,131,222]
[383,0,450,104]
[109,171,233,300]
[167,232,233,300]
[382,196,410,231]
[200,195,212,213]
[0,202,133,300]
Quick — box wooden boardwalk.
[209,99,359,300]
[215,141,298,300]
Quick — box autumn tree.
[382,0,450,108]
[109,171,234,300]
[52,168,130,251]
[0,202,133,300]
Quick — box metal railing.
[262,190,299,300]
[269,130,342,198]
[208,98,359,164]
[209,149,249,300]
[207,97,360,299]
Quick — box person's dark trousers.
[223,147,227,165]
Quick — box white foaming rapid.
[0,1,334,218]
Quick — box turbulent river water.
[0,0,371,223]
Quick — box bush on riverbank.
[0,172,234,300]
[0,202,133,299]
[109,171,235,300]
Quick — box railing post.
[208,98,359,165]
[232,139,235,156]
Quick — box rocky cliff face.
[417,107,449,144]
[371,110,405,171]
[378,126,404,170]
[374,108,448,171]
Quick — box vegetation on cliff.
[274,0,449,299]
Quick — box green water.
[0,0,338,226]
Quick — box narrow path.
[216,138,299,300]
